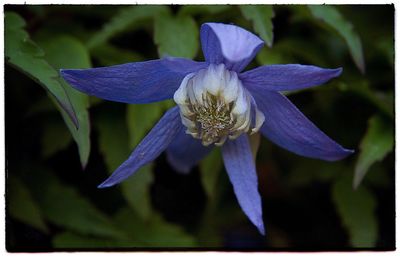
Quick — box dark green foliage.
[240,6,275,47]
[5,5,394,250]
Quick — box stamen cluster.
[174,64,265,146]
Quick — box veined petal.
[222,134,265,235]
[98,107,183,188]
[250,90,353,161]
[200,23,264,72]
[61,58,207,104]
[240,64,342,92]
[166,130,213,174]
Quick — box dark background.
[5,5,395,251]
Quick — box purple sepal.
[166,130,213,174]
[240,64,342,92]
[222,134,265,235]
[250,90,353,161]
[200,23,264,72]
[98,107,183,188]
[61,58,207,104]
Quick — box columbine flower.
[61,22,353,235]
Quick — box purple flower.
[61,23,353,235]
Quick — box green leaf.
[126,103,164,148]
[96,108,130,171]
[91,43,144,66]
[338,81,393,119]
[286,160,347,188]
[53,232,133,248]
[38,35,91,167]
[120,165,154,220]
[308,5,365,73]
[240,5,275,47]
[87,6,168,49]
[257,38,330,67]
[55,208,198,248]
[362,161,391,188]
[154,12,199,58]
[41,116,72,158]
[113,208,197,247]
[96,107,154,220]
[332,174,378,247]
[377,38,394,67]
[38,36,91,69]
[256,47,289,66]
[4,12,78,128]
[8,175,48,233]
[353,115,393,189]
[31,170,126,239]
[200,148,222,200]
[178,5,231,16]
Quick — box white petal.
[223,71,241,103]
[236,108,252,131]
[180,105,194,117]
[232,87,249,115]
[173,73,195,105]
[203,64,224,95]
[192,69,206,104]
[251,108,265,134]
[181,114,196,129]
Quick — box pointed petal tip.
[59,69,79,84]
[257,222,266,236]
[97,180,113,189]
[97,175,121,188]
[342,147,355,157]
[241,65,344,93]
[326,147,354,162]
[59,68,72,76]
[333,67,343,77]
[222,136,266,237]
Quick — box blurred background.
[5,5,394,251]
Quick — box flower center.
[174,64,265,146]
[191,93,234,145]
